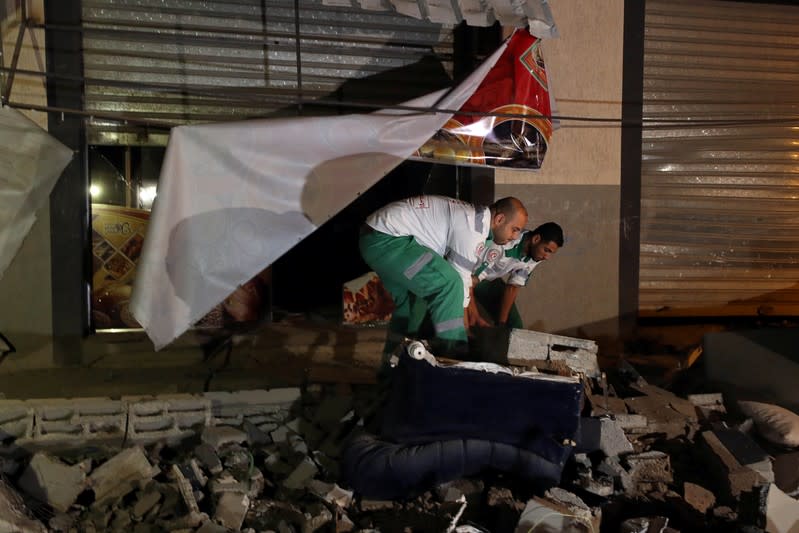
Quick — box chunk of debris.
[619,516,670,533]
[683,482,715,514]
[502,328,601,377]
[515,492,599,532]
[579,416,634,457]
[0,477,47,533]
[282,457,318,490]
[700,429,771,499]
[214,492,250,530]
[202,425,248,450]
[89,446,159,508]
[688,393,726,421]
[194,443,224,475]
[624,451,673,495]
[307,479,354,508]
[132,487,162,520]
[17,452,88,512]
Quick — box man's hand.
[465,299,492,329]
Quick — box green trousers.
[473,278,524,329]
[359,229,467,361]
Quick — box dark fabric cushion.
[380,353,583,468]
[341,432,562,500]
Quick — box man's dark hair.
[490,197,526,219]
[531,222,564,247]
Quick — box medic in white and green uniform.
[359,195,528,361]
[472,222,563,329]
[359,195,489,359]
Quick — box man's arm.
[465,280,492,330]
[497,283,521,325]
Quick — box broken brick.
[683,482,716,514]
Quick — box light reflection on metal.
[640,0,799,317]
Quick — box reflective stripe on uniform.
[403,252,433,279]
[447,248,474,271]
[434,317,464,334]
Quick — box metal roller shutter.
[640,0,799,317]
[81,0,454,144]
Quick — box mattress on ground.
[380,351,583,468]
[342,432,562,500]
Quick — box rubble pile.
[0,354,798,531]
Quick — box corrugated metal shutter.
[81,0,453,145]
[640,0,799,317]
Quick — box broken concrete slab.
[214,492,250,530]
[17,452,88,512]
[714,428,774,483]
[701,430,768,500]
[507,329,600,377]
[89,446,159,508]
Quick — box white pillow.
[738,400,799,448]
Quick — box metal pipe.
[2,1,28,105]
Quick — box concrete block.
[506,329,600,377]
[0,400,34,441]
[625,451,673,486]
[89,446,159,508]
[701,430,767,499]
[125,395,211,444]
[29,398,127,446]
[0,477,47,533]
[201,425,248,450]
[17,452,88,512]
[214,492,250,531]
[683,482,715,514]
[614,413,648,429]
[205,389,299,426]
[302,502,333,532]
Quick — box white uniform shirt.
[366,195,490,307]
[475,230,540,286]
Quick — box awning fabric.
[130,34,512,350]
[0,107,73,281]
